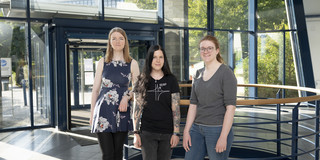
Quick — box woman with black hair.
[133,45,181,160]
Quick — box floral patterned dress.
[91,60,133,133]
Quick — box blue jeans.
[140,130,172,160]
[184,124,233,160]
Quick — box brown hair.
[199,35,224,63]
[105,27,132,63]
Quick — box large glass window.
[31,22,51,126]
[214,31,229,64]
[257,32,284,98]
[1,0,26,18]
[104,0,157,23]
[164,0,188,27]
[30,0,100,19]
[165,0,207,28]
[188,30,207,80]
[257,0,289,31]
[0,21,30,129]
[214,0,248,30]
[285,32,298,98]
[188,0,207,28]
[165,29,184,81]
[234,32,249,97]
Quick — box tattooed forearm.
[171,93,181,132]
[133,94,143,131]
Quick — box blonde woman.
[90,27,140,160]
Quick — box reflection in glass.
[0,21,30,129]
[165,29,184,81]
[188,30,207,80]
[214,0,248,30]
[30,0,99,19]
[1,0,26,18]
[257,32,284,98]
[285,32,298,98]
[31,22,51,126]
[164,0,188,27]
[104,0,157,23]
[188,0,207,28]
[233,32,249,97]
[257,0,288,31]
[214,31,229,64]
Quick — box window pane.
[285,32,298,98]
[257,32,284,98]
[104,0,158,23]
[165,29,184,81]
[188,30,207,80]
[214,0,248,30]
[1,0,26,18]
[234,32,249,97]
[0,21,30,129]
[31,22,51,126]
[188,0,207,28]
[164,0,188,27]
[257,0,289,31]
[30,0,99,20]
[214,31,229,65]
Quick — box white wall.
[306,17,320,89]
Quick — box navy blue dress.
[91,60,133,133]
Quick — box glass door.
[67,38,151,129]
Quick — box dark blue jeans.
[184,124,234,160]
[140,130,172,160]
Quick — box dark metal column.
[27,0,34,127]
[291,0,315,94]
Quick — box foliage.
[186,0,297,98]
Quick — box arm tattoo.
[172,93,181,131]
[133,94,143,131]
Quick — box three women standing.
[90,27,140,160]
[183,35,237,160]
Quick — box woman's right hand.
[133,134,142,148]
[183,131,192,152]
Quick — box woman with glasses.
[183,35,237,160]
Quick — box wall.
[306,17,320,89]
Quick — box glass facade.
[0,0,311,131]
[31,22,51,126]
[0,21,30,129]
[214,0,248,30]
[257,0,289,31]
[30,0,100,19]
[164,29,185,81]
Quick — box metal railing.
[124,84,320,160]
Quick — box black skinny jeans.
[97,132,128,160]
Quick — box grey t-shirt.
[190,64,237,126]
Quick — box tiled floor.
[0,105,318,160]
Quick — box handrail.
[179,83,320,105]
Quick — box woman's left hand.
[119,96,129,112]
[215,137,227,153]
[170,134,180,148]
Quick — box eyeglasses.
[199,47,215,53]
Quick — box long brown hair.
[199,35,224,63]
[105,27,132,63]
